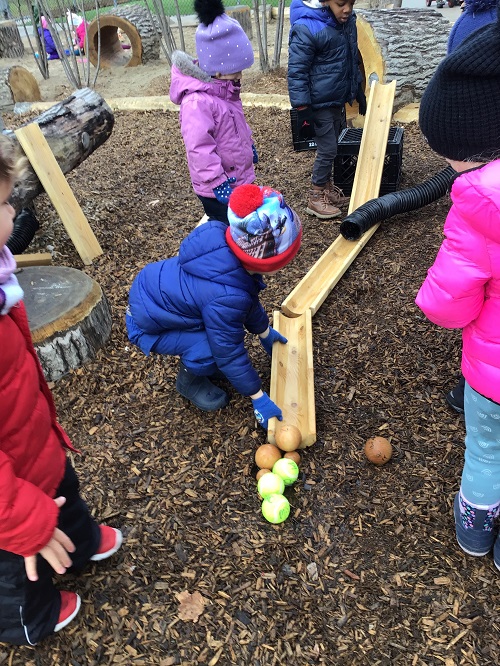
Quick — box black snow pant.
[0,459,100,645]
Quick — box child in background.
[169,0,257,225]
[288,0,366,220]
[38,16,59,60]
[0,137,123,644]
[416,7,500,569]
[126,184,302,428]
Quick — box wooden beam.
[14,252,52,266]
[268,310,316,449]
[14,123,103,266]
[281,80,396,318]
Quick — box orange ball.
[255,444,282,470]
[364,436,392,466]
[256,468,271,481]
[275,424,302,452]
[284,451,301,465]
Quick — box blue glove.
[252,392,283,430]
[252,144,258,164]
[213,177,236,204]
[259,327,288,356]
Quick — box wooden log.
[356,9,449,111]
[17,266,112,382]
[0,66,40,112]
[0,20,24,58]
[87,5,160,69]
[4,87,114,212]
[281,80,396,318]
[268,310,316,448]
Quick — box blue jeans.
[461,382,500,506]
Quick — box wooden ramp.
[281,80,397,318]
[15,123,103,266]
[268,310,316,448]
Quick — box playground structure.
[268,80,397,448]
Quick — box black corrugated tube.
[6,208,40,255]
[339,166,456,241]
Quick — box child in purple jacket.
[169,0,257,225]
[417,7,500,570]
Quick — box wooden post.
[226,5,253,40]
[268,310,316,448]
[281,80,396,318]
[14,123,103,266]
[0,20,24,58]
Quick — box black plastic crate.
[334,126,404,195]
[290,108,317,152]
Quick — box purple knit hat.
[194,0,254,76]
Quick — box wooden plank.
[268,310,316,448]
[14,252,52,266]
[281,80,396,318]
[14,124,102,266]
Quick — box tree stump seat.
[17,266,112,381]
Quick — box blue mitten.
[252,392,283,430]
[213,177,237,204]
[259,327,288,356]
[252,144,259,164]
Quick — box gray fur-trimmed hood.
[171,50,212,83]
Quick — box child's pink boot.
[90,526,123,561]
[54,591,81,632]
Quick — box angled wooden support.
[14,124,103,266]
[14,252,52,267]
[268,310,316,448]
[281,80,397,318]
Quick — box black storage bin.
[290,108,317,152]
[334,126,404,195]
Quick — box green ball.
[261,494,290,524]
[257,472,285,499]
[272,458,299,486]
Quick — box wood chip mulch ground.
[2,92,500,665]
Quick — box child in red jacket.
[0,138,122,645]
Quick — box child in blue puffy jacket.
[126,184,302,429]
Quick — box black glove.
[356,86,367,116]
[252,392,283,430]
[295,106,315,140]
[259,327,288,356]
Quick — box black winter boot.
[176,362,229,412]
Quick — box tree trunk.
[357,9,450,111]
[4,87,114,211]
[0,20,24,58]
[17,266,112,382]
[0,66,41,112]
[87,4,161,69]
[226,5,253,40]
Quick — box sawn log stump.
[17,266,112,381]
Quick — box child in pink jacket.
[169,0,256,224]
[417,8,500,570]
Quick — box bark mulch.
[2,94,500,665]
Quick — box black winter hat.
[419,1,500,161]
